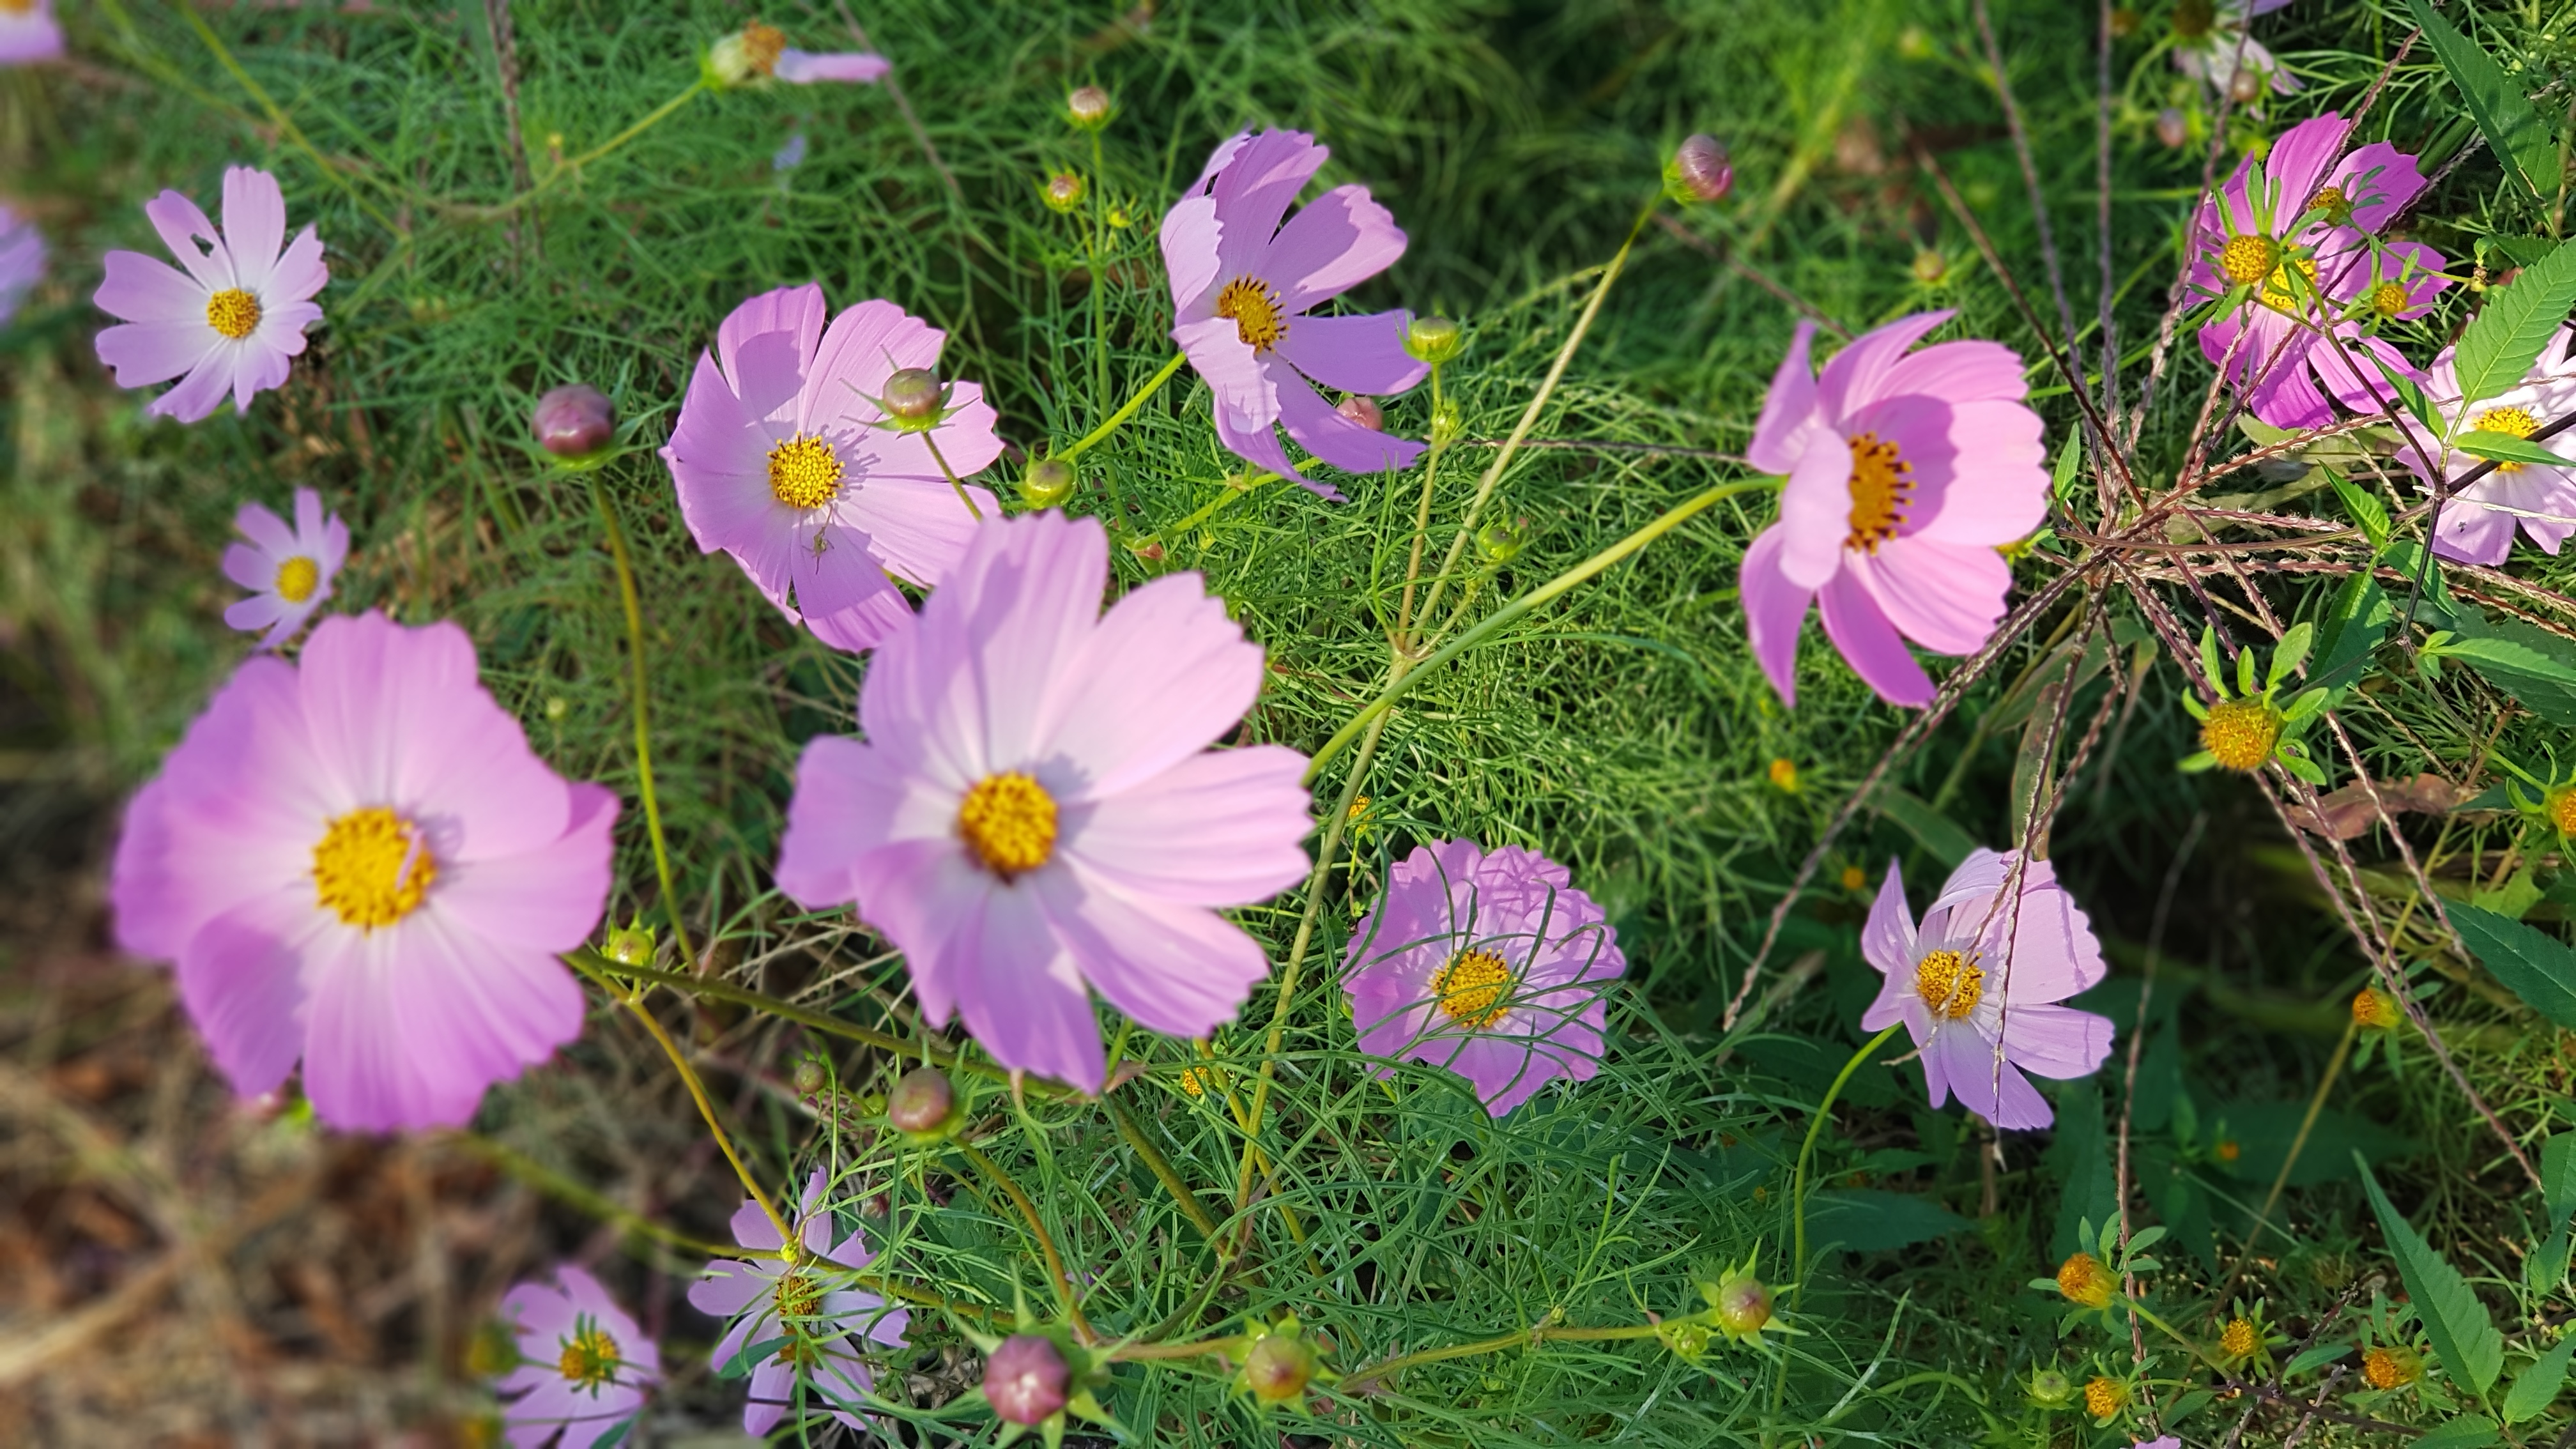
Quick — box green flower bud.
[1020,459,1076,509]
[1403,315,1462,365]
[1477,518,1527,565]
[2028,1367,2074,1407]
[881,368,944,424]
[1066,85,1113,130]
[602,921,657,967]
[790,1057,827,1098]
[1042,171,1086,213]
[1430,401,1464,448]
[1709,1269,1772,1339]
[1239,1331,1317,1405]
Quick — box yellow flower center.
[2200,698,2281,771]
[206,288,262,341]
[2084,1376,2129,1418]
[767,434,843,510]
[557,1326,621,1388]
[1913,948,1983,1020]
[1432,947,1513,1027]
[0,0,34,15]
[2363,1346,2419,1388]
[2172,0,2214,39]
[2474,405,2542,473]
[2369,280,2411,318]
[1844,433,1914,551]
[775,1271,820,1322]
[2220,1318,2257,1358]
[1215,276,1289,353]
[274,555,319,604]
[2550,786,2576,836]
[2055,1252,2113,1309]
[2309,183,2349,220]
[1839,864,1867,892]
[1177,1065,1215,1098]
[2352,987,2400,1029]
[1767,757,1799,792]
[2216,1138,2241,1162]
[2220,233,2278,288]
[2259,255,2321,312]
[311,806,437,930]
[740,20,786,75]
[956,772,1058,880]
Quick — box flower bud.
[885,1066,955,1135]
[464,1318,521,1379]
[1477,518,1527,565]
[2108,8,2140,38]
[983,1334,1070,1424]
[1240,1331,1318,1405]
[1910,250,1948,286]
[602,921,656,967]
[2028,1368,2073,1407]
[1066,85,1112,128]
[1334,395,1384,431]
[1430,401,1464,448]
[2362,1344,2421,1389]
[2155,108,2189,150]
[1710,1271,1772,1338]
[533,383,615,459]
[2055,1250,2114,1310]
[1404,315,1462,366]
[2352,986,2402,1031]
[1668,134,1733,203]
[1020,459,1076,509]
[882,367,942,424]
[2228,65,2264,105]
[710,22,786,87]
[1042,171,1086,212]
[791,1057,827,1098]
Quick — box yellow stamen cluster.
[957,771,1059,880]
[1914,948,1984,1020]
[1432,947,1513,1027]
[557,1326,622,1388]
[2220,1317,2258,1360]
[2055,1252,2113,1310]
[2199,699,2281,772]
[2220,233,2279,288]
[2309,183,2349,220]
[206,287,263,341]
[2259,255,2321,313]
[2363,1345,2420,1389]
[312,807,437,930]
[2083,1376,2129,1418]
[1767,757,1799,792]
[2475,405,2543,475]
[740,21,786,76]
[2216,1138,2241,1162]
[2353,987,2401,1030]
[1215,276,1289,353]
[1176,1065,1216,1098]
[767,434,844,510]
[2369,280,2411,318]
[1839,864,1868,893]
[1844,433,1914,551]
[275,555,320,604]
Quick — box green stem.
[1134,473,1282,551]
[1337,1317,1667,1393]
[920,431,985,521]
[1105,1094,1230,1257]
[591,479,698,974]
[1109,1335,1245,1363]
[2242,1018,2358,1252]
[956,1142,1094,1342]
[565,948,1010,1080]
[1789,1024,1904,1308]
[564,78,709,174]
[2125,1297,2227,1373]
[1059,351,1189,463]
[1304,475,1781,786]
[1395,365,1448,651]
[449,1131,769,1260]
[1089,128,1110,408]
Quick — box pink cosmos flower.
[2186,113,2430,429]
[1739,311,2047,708]
[0,205,42,325]
[688,1171,908,1437]
[710,22,886,87]
[107,611,617,1130]
[662,284,1003,654]
[0,0,62,65]
[1160,128,1429,500]
[1343,839,1625,1116]
[774,512,1313,1092]
[2414,327,2576,565]
[93,166,328,424]
[1859,850,2114,1131]
[495,1265,660,1449]
[2174,0,2300,106]
[223,487,348,650]
[779,50,889,83]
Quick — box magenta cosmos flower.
[689,1172,908,1436]
[2414,327,2576,565]
[663,284,1003,653]
[94,166,328,424]
[108,612,617,1130]
[0,205,42,325]
[2186,112,2432,428]
[0,0,61,65]
[1160,128,1429,499]
[495,1265,660,1449]
[1343,839,1625,1116]
[1740,311,2046,708]
[1859,850,2113,1130]
[775,511,1313,1092]
[224,487,348,649]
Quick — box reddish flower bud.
[533,383,614,458]
[1670,134,1733,203]
[984,1334,1070,1424]
[885,1067,954,1134]
[1335,395,1384,431]
[1240,1331,1317,1404]
[1712,1272,1773,1337]
[882,368,942,423]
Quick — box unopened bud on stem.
[1404,315,1462,365]
[533,383,615,458]
[885,1067,955,1135]
[1066,85,1112,128]
[1042,171,1086,212]
[1020,459,1076,509]
[1669,134,1733,203]
[1240,1331,1317,1404]
[882,368,943,424]
[984,1334,1070,1424]
[1335,395,1384,431]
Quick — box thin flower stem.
[449,1130,772,1260]
[1091,128,1110,408]
[1788,1023,1905,1310]
[565,948,1018,1081]
[1132,473,1282,553]
[1394,365,1448,650]
[956,1141,1094,1342]
[1104,1094,1230,1257]
[1110,1335,1245,1363]
[1336,1316,1666,1393]
[1305,476,1782,785]
[591,479,698,974]
[171,0,404,234]
[919,430,985,521]
[2124,1296,2227,1374]
[1059,351,1189,463]
[564,78,709,174]
[2241,1018,2358,1254]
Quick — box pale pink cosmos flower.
[1739,311,2047,707]
[1343,839,1625,1117]
[494,1265,660,1449]
[2185,112,2428,429]
[223,487,349,650]
[688,1171,908,1437]
[0,0,62,65]
[1859,850,2114,1131]
[775,512,1312,1093]
[662,284,1003,654]
[2174,0,2300,107]
[2415,327,2576,565]
[710,22,886,87]
[0,205,42,325]
[94,166,328,424]
[107,612,617,1130]
[1160,128,1429,499]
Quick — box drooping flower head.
[1342,839,1625,1116]
[222,487,348,650]
[774,512,1313,1092]
[709,21,888,87]
[687,1172,909,1437]
[2185,112,2436,429]
[107,612,617,1129]
[93,166,328,423]
[494,1265,661,1449]
[1739,311,2047,707]
[1859,850,2114,1130]
[2172,0,2300,107]
[1160,129,1429,498]
[0,205,42,325]
[662,285,1003,653]
[2412,326,2576,564]
[0,0,62,65]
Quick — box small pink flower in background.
[2173,0,2299,105]
[662,284,1002,654]
[93,165,328,424]
[2132,1438,2183,1449]
[0,204,43,325]
[1859,850,2114,1131]
[1739,311,2047,708]
[689,1172,908,1437]
[709,21,886,88]
[222,487,348,650]
[774,512,1312,1093]
[0,0,63,65]
[107,612,617,1130]
[778,50,889,83]
[495,1265,659,1449]
[1160,128,1429,498]
[1343,839,1625,1117]
[2413,326,2576,565]
[2185,112,2429,429]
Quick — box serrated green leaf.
[2505,1334,2576,1422]
[2456,429,2570,468]
[2284,1342,2352,1379]
[2404,0,2561,201]
[2370,346,2445,436]
[2449,903,2576,1027]
[2415,1418,2502,1449]
[2544,1133,2576,1227]
[2486,234,2561,268]
[2427,634,2576,728]
[2451,238,2576,407]
[2358,1153,2506,1397]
